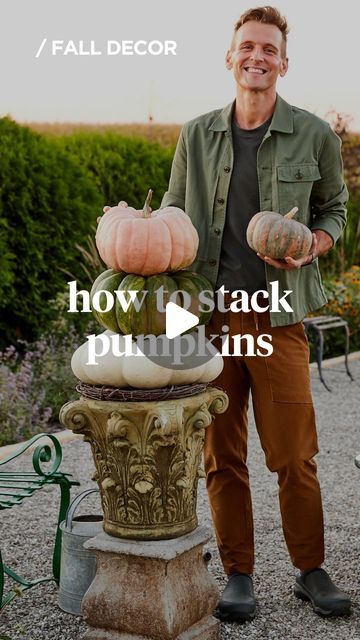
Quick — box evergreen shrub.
[56,132,174,210]
[0,117,102,347]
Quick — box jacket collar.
[208,94,293,134]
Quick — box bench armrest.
[0,433,63,477]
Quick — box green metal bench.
[0,433,80,609]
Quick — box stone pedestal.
[60,388,228,541]
[60,387,228,639]
[82,526,220,640]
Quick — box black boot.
[294,568,351,617]
[214,573,256,623]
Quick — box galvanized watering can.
[58,488,103,615]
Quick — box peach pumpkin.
[96,190,199,276]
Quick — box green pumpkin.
[90,269,213,336]
[90,269,127,332]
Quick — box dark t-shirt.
[216,116,271,293]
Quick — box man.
[161,6,351,623]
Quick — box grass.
[24,122,182,147]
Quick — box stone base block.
[82,526,220,640]
[83,614,220,640]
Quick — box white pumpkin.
[71,330,223,389]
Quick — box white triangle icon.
[165,302,199,339]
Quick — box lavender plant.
[0,299,98,446]
[0,344,54,445]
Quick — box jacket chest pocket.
[277,164,321,221]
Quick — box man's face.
[226,21,288,92]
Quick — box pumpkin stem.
[284,206,299,220]
[142,189,153,218]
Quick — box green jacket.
[161,95,348,326]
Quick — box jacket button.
[217,197,225,204]
[214,228,221,235]
[295,170,303,180]
[224,166,231,173]
[209,259,217,266]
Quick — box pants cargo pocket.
[264,322,313,404]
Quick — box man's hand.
[98,201,129,222]
[257,230,333,270]
[103,200,128,214]
[100,199,153,222]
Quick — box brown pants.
[204,301,325,575]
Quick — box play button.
[165,302,199,339]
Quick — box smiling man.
[161,5,350,624]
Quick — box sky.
[0,0,359,129]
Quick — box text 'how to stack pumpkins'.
[246,207,313,260]
[96,190,199,275]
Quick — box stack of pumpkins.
[71,191,224,389]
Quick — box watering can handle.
[65,488,100,531]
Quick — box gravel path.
[1,360,359,640]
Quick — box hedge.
[0,122,175,348]
[0,118,102,348]
[55,132,174,210]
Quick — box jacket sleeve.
[310,125,348,244]
[161,126,187,209]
